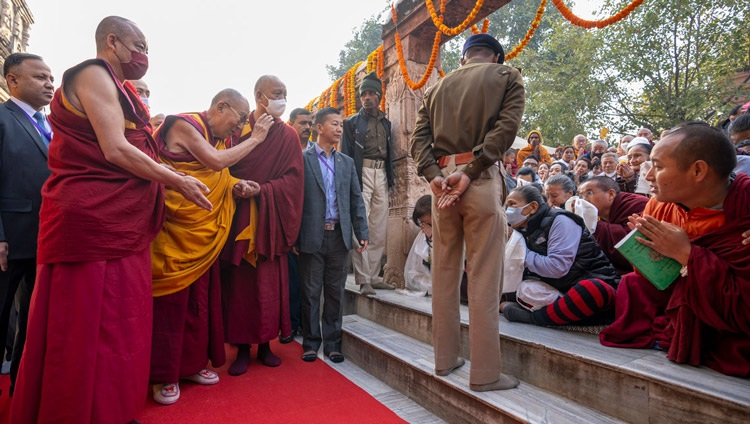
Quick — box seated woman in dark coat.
[500,185,620,326]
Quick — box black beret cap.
[461,33,505,64]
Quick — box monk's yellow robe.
[151,112,253,296]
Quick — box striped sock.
[532,279,616,326]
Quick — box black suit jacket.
[298,146,368,253]
[0,100,50,259]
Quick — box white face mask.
[505,203,531,227]
[263,93,286,118]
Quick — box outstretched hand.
[251,113,274,143]
[437,171,470,209]
[176,175,212,211]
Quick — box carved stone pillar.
[380,33,438,288]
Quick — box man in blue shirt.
[297,107,368,363]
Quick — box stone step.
[343,282,750,423]
[342,314,625,424]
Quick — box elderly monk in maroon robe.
[149,89,273,405]
[10,16,211,424]
[221,75,304,376]
[600,124,750,378]
[577,176,649,275]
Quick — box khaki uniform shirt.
[410,60,525,181]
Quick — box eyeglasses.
[224,102,249,125]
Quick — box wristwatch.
[679,265,688,278]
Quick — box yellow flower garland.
[505,0,547,61]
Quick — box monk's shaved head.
[95,16,140,52]
[666,122,736,179]
[254,75,281,93]
[211,88,247,108]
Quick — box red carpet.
[0,341,406,423]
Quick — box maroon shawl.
[593,191,648,274]
[38,59,164,264]
[222,114,304,264]
[601,173,750,377]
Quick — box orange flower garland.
[330,77,342,108]
[393,5,442,91]
[504,0,546,61]
[470,18,490,34]
[376,46,386,111]
[346,62,362,116]
[552,0,644,29]
[426,0,484,36]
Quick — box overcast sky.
[25,0,596,120]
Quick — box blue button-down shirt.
[315,144,339,223]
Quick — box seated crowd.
[404,117,750,379]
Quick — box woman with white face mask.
[500,185,619,327]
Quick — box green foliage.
[326,16,384,81]
[328,0,748,142]
[596,0,749,134]
[515,21,610,145]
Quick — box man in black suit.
[298,107,368,364]
[0,52,54,395]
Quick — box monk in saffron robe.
[149,89,273,405]
[221,75,304,375]
[599,124,750,377]
[10,17,211,424]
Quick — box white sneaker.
[182,369,219,385]
[153,383,180,405]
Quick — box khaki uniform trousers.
[431,163,505,385]
[352,165,388,285]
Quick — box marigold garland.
[393,4,443,91]
[426,0,484,36]
[346,62,362,116]
[470,18,490,34]
[552,0,644,29]
[505,0,547,61]
[376,46,386,111]
[305,98,316,112]
[330,77,343,108]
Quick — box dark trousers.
[299,229,350,355]
[0,258,36,394]
[287,252,301,331]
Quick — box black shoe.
[279,328,299,344]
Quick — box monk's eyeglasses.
[224,103,249,125]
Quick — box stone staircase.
[340,282,750,423]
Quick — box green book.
[614,228,682,290]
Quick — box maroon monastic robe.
[600,173,750,377]
[593,191,649,274]
[221,115,304,343]
[149,113,228,384]
[12,59,164,424]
